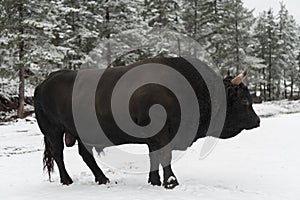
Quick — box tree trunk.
[262,68,266,101]
[18,60,25,119]
[235,13,240,75]
[276,80,280,100]
[284,79,287,99]
[254,70,258,95]
[17,3,25,119]
[259,69,263,98]
[213,0,220,68]
[177,37,181,57]
[267,22,272,101]
[284,70,287,99]
[105,7,111,67]
[290,71,294,98]
[259,83,263,99]
[194,0,198,39]
[106,41,111,66]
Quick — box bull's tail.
[43,136,54,182]
[35,86,54,181]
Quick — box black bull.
[34,57,260,189]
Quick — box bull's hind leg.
[78,141,109,184]
[147,145,161,186]
[159,146,179,189]
[49,133,73,185]
[36,107,73,185]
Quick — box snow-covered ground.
[0,102,300,200]
[253,100,300,117]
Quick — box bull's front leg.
[159,145,179,189]
[148,145,161,186]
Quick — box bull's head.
[220,69,260,139]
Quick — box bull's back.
[34,57,211,148]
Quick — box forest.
[1,0,300,119]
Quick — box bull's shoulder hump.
[48,69,75,78]
[44,69,77,82]
[126,57,186,67]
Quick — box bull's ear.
[231,68,248,85]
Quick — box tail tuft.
[43,136,54,182]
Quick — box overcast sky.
[244,0,300,23]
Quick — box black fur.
[34,57,260,189]
[43,136,54,181]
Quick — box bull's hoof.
[148,171,161,186]
[61,177,73,185]
[148,177,162,186]
[163,176,179,189]
[95,176,110,185]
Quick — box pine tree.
[254,9,280,100]
[182,0,215,44]
[0,0,39,118]
[196,0,256,75]
[296,52,300,96]
[205,0,225,69]
[277,2,299,98]
[138,0,184,59]
[49,0,103,70]
[181,0,218,61]
[0,0,66,117]
[253,11,271,100]
[142,0,180,29]
[94,0,146,67]
[219,0,255,74]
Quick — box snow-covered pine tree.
[94,0,147,67]
[0,40,11,77]
[182,0,215,45]
[0,2,12,78]
[253,9,280,100]
[253,11,271,100]
[142,0,180,30]
[266,9,281,100]
[202,0,225,69]
[0,0,52,118]
[296,51,300,97]
[243,37,267,96]
[181,0,219,61]
[50,0,103,70]
[217,0,255,75]
[277,2,299,99]
[197,0,256,76]
[140,0,184,58]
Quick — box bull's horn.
[231,68,248,85]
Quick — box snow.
[0,77,35,97]
[0,104,300,200]
[167,176,176,183]
[0,78,19,98]
[253,100,300,117]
